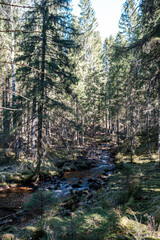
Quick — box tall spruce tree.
[74,0,105,142]
[16,0,77,179]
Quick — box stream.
[45,144,115,198]
[0,144,115,227]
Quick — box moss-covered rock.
[1,233,15,240]
[31,228,48,240]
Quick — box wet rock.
[72,183,81,188]
[78,179,82,184]
[88,177,96,183]
[100,175,109,181]
[54,183,60,190]
[63,190,79,211]
[102,150,108,154]
[90,163,97,168]
[58,171,64,178]
[63,166,71,171]
[104,164,115,171]
[89,182,102,190]
[83,190,90,195]
[75,190,83,197]
[76,163,88,170]
[48,186,54,190]
[101,156,110,160]
[70,166,77,171]
[52,175,59,181]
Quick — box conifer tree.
[17,0,77,179]
[74,0,105,141]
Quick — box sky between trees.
[72,0,125,41]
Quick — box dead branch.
[1,89,30,101]
[0,61,54,82]
[0,18,13,22]
[0,106,22,111]
[0,30,40,33]
[0,2,35,9]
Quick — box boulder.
[78,179,82,184]
[101,156,110,160]
[58,171,64,178]
[75,190,83,197]
[88,177,96,183]
[100,175,109,181]
[89,182,102,190]
[1,234,16,240]
[48,186,54,190]
[104,164,115,171]
[72,183,81,188]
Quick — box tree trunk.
[35,4,47,178]
[117,113,119,153]
[146,88,150,154]
[81,116,85,145]
[130,107,133,163]
[31,85,37,156]
[158,61,160,163]
[11,1,18,158]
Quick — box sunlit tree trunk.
[31,84,37,156]
[146,88,150,154]
[11,0,19,158]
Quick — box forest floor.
[0,135,160,240]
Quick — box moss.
[1,234,15,240]
[115,235,133,240]
[143,238,160,240]
[31,229,48,240]
[9,175,22,183]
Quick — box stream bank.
[0,143,115,230]
[1,143,160,240]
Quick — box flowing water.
[45,145,115,198]
[0,144,115,225]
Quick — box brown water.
[0,187,33,222]
[0,144,115,225]
[46,146,115,197]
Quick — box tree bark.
[35,3,47,177]
[31,84,37,155]
[146,88,150,154]
[11,0,18,158]
[158,61,160,162]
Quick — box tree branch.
[0,106,22,111]
[0,61,54,82]
[0,30,40,33]
[1,89,30,101]
[0,18,13,22]
[118,22,160,52]
[0,2,35,9]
